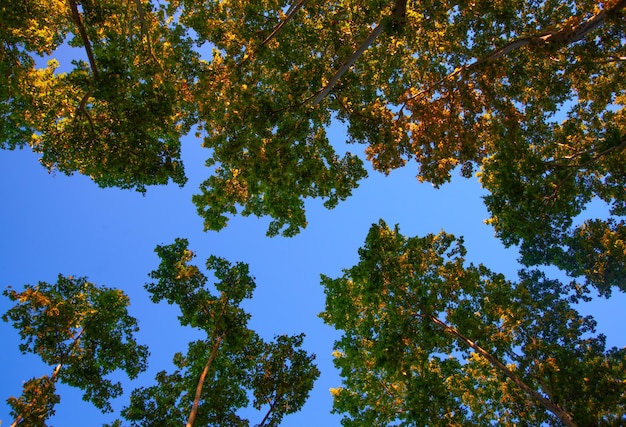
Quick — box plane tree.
[1,0,197,191]
[2,0,625,290]
[184,0,626,294]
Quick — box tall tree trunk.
[185,333,225,427]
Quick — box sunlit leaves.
[4,0,624,251]
[481,103,626,295]
[2,275,149,424]
[321,220,626,426]
[251,333,320,426]
[1,0,197,191]
[5,377,60,427]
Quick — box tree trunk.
[185,333,225,427]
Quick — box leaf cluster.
[3,0,626,277]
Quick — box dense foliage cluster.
[321,221,625,426]
[3,276,149,426]
[2,0,625,425]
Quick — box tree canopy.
[2,0,625,425]
[3,0,624,243]
[321,220,626,426]
[117,238,319,427]
[1,0,196,191]
[2,275,149,427]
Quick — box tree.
[2,275,149,427]
[320,220,626,426]
[116,238,319,427]
[1,0,197,191]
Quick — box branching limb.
[77,89,95,134]
[237,0,308,69]
[133,0,160,65]
[260,0,308,48]
[312,0,407,106]
[549,138,626,169]
[9,328,85,427]
[311,23,385,106]
[311,0,408,106]
[255,395,278,427]
[545,138,626,201]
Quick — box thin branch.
[235,0,308,70]
[549,138,626,169]
[77,89,96,134]
[68,0,99,79]
[311,23,385,106]
[133,0,160,64]
[545,137,626,201]
[9,328,86,427]
[422,314,579,427]
[600,54,626,63]
[255,395,278,427]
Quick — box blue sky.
[1,113,625,426]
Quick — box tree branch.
[423,314,579,427]
[77,89,95,134]
[132,0,162,65]
[311,23,385,106]
[68,0,99,79]
[9,328,85,427]
[237,0,308,69]
[260,0,308,48]
[549,138,626,169]
[255,395,278,427]
[544,137,626,201]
